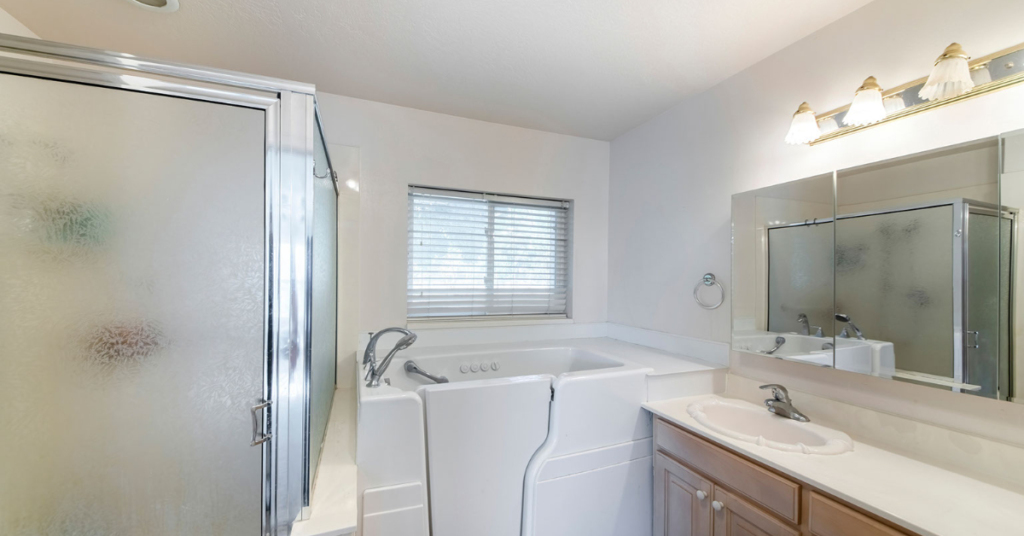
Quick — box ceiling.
[2,0,873,140]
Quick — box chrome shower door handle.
[250,399,273,446]
[967,331,980,349]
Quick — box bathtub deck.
[292,388,358,536]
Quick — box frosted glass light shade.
[817,116,839,135]
[919,43,974,101]
[844,77,886,126]
[970,64,992,86]
[785,102,820,145]
[883,94,906,115]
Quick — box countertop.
[645,395,1024,536]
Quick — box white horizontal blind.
[408,186,571,319]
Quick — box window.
[408,186,571,320]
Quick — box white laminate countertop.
[644,396,1024,536]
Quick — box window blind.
[408,186,571,319]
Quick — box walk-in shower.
[0,34,338,535]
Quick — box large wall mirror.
[733,130,1024,404]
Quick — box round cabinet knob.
[712,500,723,512]
[696,490,707,500]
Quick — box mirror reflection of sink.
[686,397,854,455]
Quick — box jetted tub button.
[460,364,469,373]
[491,362,500,371]
[470,363,480,373]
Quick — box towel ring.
[694,273,725,310]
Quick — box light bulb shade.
[883,94,906,115]
[970,64,992,86]
[817,116,839,135]
[919,43,974,101]
[844,77,886,126]
[785,102,820,145]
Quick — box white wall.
[317,93,610,336]
[608,0,1024,441]
[0,6,36,38]
[609,0,1024,343]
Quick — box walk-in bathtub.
[356,340,655,536]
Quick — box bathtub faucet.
[364,327,418,387]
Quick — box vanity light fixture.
[785,102,820,145]
[882,93,906,115]
[919,43,974,101]
[970,63,993,86]
[785,40,1024,145]
[817,116,839,136]
[843,76,886,126]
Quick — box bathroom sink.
[686,397,853,455]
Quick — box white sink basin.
[686,397,853,455]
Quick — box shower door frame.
[0,33,317,535]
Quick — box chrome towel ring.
[694,273,725,310]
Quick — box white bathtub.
[355,340,655,536]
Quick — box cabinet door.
[711,487,799,536]
[654,453,713,536]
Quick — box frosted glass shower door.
[0,73,266,534]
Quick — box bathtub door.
[423,377,552,536]
[0,72,266,535]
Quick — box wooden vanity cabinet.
[653,417,917,536]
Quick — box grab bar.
[405,360,449,384]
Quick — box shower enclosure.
[766,199,1015,399]
[0,34,337,535]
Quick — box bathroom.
[1,0,1023,535]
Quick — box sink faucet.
[363,327,418,387]
[797,313,823,337]
[835,313,864,340]
[759,384,809,422]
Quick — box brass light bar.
[810,41,1024,145]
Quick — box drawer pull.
[712,500,723,512]
[696,490,707,500]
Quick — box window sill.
[407,316,574,330]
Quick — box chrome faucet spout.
[364,327,417,387]
[797,313,810,336]
[759,383,809,422]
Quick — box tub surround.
[292,389,358,536]
[645,394,1024,536]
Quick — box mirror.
[1001,129,1024,403]
[733,133,1022,403]
[835,139,1003,397]
[732,173,836,369]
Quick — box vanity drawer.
[655,419,801,524]
[712,487,800,536]
[808,492,907,536]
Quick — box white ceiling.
[2,0,873,140]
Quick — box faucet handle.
[759,384,791,403]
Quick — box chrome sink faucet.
[759,384,809,422]
[835,313,864,340]
[363,327,418,387]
